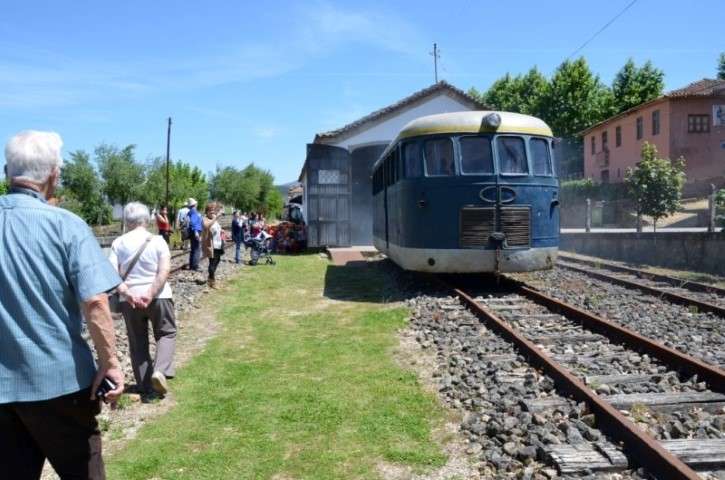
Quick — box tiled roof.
[666,78,725,97]
[580,78,725,135]
[313,80,488,143]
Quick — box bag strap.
[120,235,153,281]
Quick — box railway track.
[556,253,725,317]
[169,250,188,274]
[448,275,725,479]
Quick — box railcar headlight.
[484,113,501,128]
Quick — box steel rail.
[558,252,725,297]
[502,276,725,392]
[557,261,725,317]
[453,286,703,480]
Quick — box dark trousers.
[121,299,177,393]
[189,234,201,270]
[208,248,224,280]
[234,240,244,264]
[0,388,104,480]
[160,230,171,245]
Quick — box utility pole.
[430,43,440,83]
[165,117,172,208]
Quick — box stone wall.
[560,231,725,276]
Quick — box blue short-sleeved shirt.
[0,188,121,403]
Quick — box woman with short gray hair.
[108,202,177,397]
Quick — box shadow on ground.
[323,258,510,303]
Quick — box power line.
[566,0,639,61]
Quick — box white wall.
[325,93,477,152]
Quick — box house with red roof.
[581,78,725,186]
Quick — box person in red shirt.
[156,206,172,245]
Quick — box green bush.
[560,178,628,204]
[716,189,725,228]
[59,196,113,225]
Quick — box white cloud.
[0,3,426,109]
[252,127,280,139]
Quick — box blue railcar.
[372,111,559,273]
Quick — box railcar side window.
[497,136,528,175]
[460,136,493,174]
[403,143,422,178]
[530,138,552,176]
[424,138,454,176]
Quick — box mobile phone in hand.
[96,377,117,401]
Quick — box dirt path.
[40,268,237,479]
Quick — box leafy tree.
[266,188,284,219]
[470,68,548,117]
[96,144,145,228]
[625,142,686,232]
[137,158,208,218]
[209,164,281,214]
[611,59,665,113]
[96,144,145,207]
[719,52,725,80]
[0,179,7,195]
[541,57,615,137]
[59,150,112,225]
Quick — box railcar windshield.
[530,137,553,176]
[460,136,494,175]
[424,138,455,176]
[497,136,528,175]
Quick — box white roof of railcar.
[373,111,553,170]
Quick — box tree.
[208,163,281,214]
[611,59,664,113]
[266,189,284,219]
[0,179,7,195]
[59,150,112,225]
[137,158,208,217]
[541,57,615,137]
[96,144,145,207]
[471,67,548,117]
[718,52,725,80]
[625,142,686,232]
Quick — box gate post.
[708,184,716,233]
[585,198,591,233]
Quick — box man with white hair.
[0,130,124,479]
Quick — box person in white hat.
[176,201,191,250]
[186,198,203,270]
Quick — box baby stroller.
[248,230,276,266]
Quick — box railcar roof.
[373,111,553,171]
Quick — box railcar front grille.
[500,206,531,247]
[460,207,495,248]
[459,206,531,248]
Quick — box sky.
[0,0,723,184]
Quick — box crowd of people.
[0,129,309,479]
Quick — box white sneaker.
[151,371,168,395]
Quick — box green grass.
[108,255,446,479]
